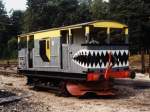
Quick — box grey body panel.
[19,43,129,73]
[33,37,60,70]
[18,49,27,69]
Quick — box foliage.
[0,1,23,59]
[0,1,11,58]
[10,10,24,35]
[7,37,18,58]
[22,0,92,32]
[90,0,109,20]
[109,0,150,53]
[0,0,150,59]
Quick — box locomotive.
[18,20,135,96]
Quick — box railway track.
[0,63,21,77]
[0,69,150,88]
[114,78,150,88]
[0,66,150,94]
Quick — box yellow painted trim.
[107,28,110,34]
[93,21,127,28]
[125,28,128,35]
[18,37,20,43]
[34,30,60,40]
[85,26,90,34]
[69,29,72,36]
[46,39,51,61]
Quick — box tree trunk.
[141,48,145,73]
[149,49,150,78]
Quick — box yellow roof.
[19,20,128,37]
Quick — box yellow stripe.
[93,21,127,28]
[34,30,60,40]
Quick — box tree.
[10,10,24,35]
[23,0,92,33]
[23,0,54,32]
[0,1,11,58]
[90,0,109,20]
[109,0,150,53]
[51,0,79,27]
[75,0,91,23]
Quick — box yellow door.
[46,39,51,61]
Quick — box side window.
[90,27,107,44]
[110,28,125,44]
[18,36,27,50]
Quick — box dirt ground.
[0,67,150,112]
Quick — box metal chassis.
[18,69,87,81]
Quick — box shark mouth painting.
[73,49,129,69]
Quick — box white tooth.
[73,54,76,58]
[79,61,82,65]
[89,50,91,55]
[121,50,124,55]
[82,50,84,55]
[111,50,115,55]
[119,62,122,67]
[101,63,104,68]
[96,64,100,68]
[85,50,88,55]
[76,52,79,56]
[93,50,96,55]
[113,64,118,68]
[93,63,96,68]
[74,53,76,57]
[87,50,90,55]
[82,50,85,55]
[116,50,119,55]
[98,51,102,55]
[80,64,84,68]
[97,50,100,55]
[75,52,78,56]
[125,50,128,55]
[98,50,101,55]
[94,51,98,55]
[84,50,87,55]
[123,62,125,66]
[80,52,82,55]
[81,63,84,67]
[103,51,106,55]
[85,63,88,68]
[80,50,83,55]
[122,62,125,66]
[90,50,93,55]
[118,58,120,62]
[88,63,91,68]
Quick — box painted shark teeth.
[73,49,129,69]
